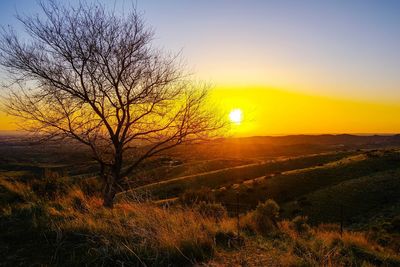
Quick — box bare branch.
[0,0,226,207]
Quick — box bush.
[195,201,227,221]
[253,199,280,234]
[255,199,280,220]
[241,199,280,235]
[179,187,215,205]
[291,216,311,234]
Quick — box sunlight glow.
[229,109,243,124]
[211,87,400,136]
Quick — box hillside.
[119,149,400,228]
[118,151,353,200]
[281,169,400,223]
[215,150,400,213]
[1,175,399,266]
[1,135,400,266]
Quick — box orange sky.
[1,86,400,136]
[211,86,400,136]
[1,1,400,136]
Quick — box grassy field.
[119,151,353,201]
[214,150,400,211]
[1,175,399,266]
[280,169,400,224]
[2,136,400,266]
[127,158,256,187]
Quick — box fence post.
[340,204,343,237]
[236,192,240,239]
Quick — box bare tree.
[0,1,224,207]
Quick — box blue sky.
[0,0,400,102]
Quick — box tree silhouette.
[0,1,224,207]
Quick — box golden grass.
[45,189,237,265]
[274,220,400,267]
[2,177,400,266]
[0,177,36,201]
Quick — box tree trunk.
[103,180,117,209]
[99,164,114,208]
[102,156,122,208]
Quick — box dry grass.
[32,186,236,265]
[0,177,37,202]
[1,177,400,266]
[275,220,400,266]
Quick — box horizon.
[1,0,400,135]
[1,129,399,138]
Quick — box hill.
[1,135,400,266]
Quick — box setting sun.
[229,108,243,124]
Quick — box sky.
[0,0,400,135]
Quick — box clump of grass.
[0,178,37,203]
[241,199,280,236]
[67,189,89,212]
[291,215,311,235]
[195,201,227,221]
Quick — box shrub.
[255,199,280,220]
[195,201,227,221]
[241,199,280,235]
[253,199,280,234]
[179,187,215,205]
[291,216,311,234]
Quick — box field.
[1,134,400,266]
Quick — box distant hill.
[222,134,400,145]
[175,134,400,160]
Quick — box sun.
[229,109,243,124]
